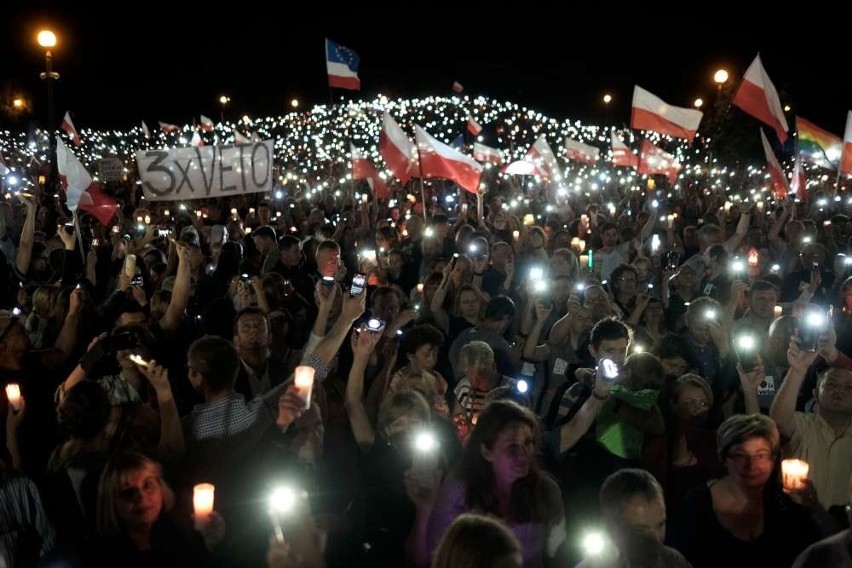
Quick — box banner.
[136,140,273,201]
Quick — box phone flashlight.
[516,379,529,394]
[705,309,717,321]
[530,267,544,281]
[128,354,150,368]
[598,358,619,383]
[734,334,758,371]
[11,307,22,317]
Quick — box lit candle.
[523,214,535,226]
[578,239,586,253]
[781,459,809,491]
[294,366,315,409]
[579,254,589,267]
[5,384,22,411]
[756,201,765,213]
[724,201,732,214]
[774,305,783,319]
[416,283,424,294]
[571,237,580,250]
[512,230,520,241]
[667,214,675,229]
[124,254,137,278]
[193,483,215,530]
[163,209,170,217]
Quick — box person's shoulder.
[660,545,694,567]
[791,531,851,568]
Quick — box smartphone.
[734,334,758,372]
[131,275,144,286]
[365,317,386,334]
[412,430,440,482]
[350,274,366,296]
[158,228,171,237]
[128,354,150,368]
[666,251,679,270]
[322,276,335,287]
[91,238,99,247]
[799,308,827,352]
[63,223,74,235]
[597,358,620,384]
[111,331,138,351]
[450,253,459,269]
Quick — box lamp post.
[37,30,60,131]
[602,93,612,128]
[219,95,230,123]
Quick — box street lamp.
[219,95,230,123]
[37,30,60,131]
[713,69,729,91]
[694,98,704,109]
[290,98,299,109]
[602,93,612,126]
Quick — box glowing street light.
[12,98,24,109]
[694,98,704,109]
[37,29,60,130]
[290,98,299,109]
[713,69,729,86]
[603,93,612,104]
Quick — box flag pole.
[71,209,86,264]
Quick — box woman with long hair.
[424,400,566,567]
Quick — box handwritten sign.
[135,141,273,201]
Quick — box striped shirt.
[0,472,56,568]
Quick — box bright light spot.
[270,487,297,513]
[415,431,438,452]
[517,380,529,394]
[737,335,756,351]
[582,531,607,556]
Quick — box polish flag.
[637,140,681,183]
[56,136,118,226]
[61,111,81,146]
[732,54,789,142]
[611,132,639,168]
[473,142,504,165]
[631,86,703,143]
[452,81,464,93]
[0,152,9,176]
[790,155,808,203]
[190,131,205,147]
[415,126,483,194]
[351,144,389,199]
[234,130,251,144]
[379,113,419,183]
[159,121,180,134]
[503,135,562,180]
[141,121,151,139]
[199,115,215,132]
[565,138,600,164]
[759,129,789,199]
[840,111,852,175]
[467,117,483,136]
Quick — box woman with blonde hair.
[432,513,522,568]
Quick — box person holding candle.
[90,452,224,564]
[672,413,823,567]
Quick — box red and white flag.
[473,142,504,165]
[790,155,808,203]
[190,131,205,147]
[199,115,215,132]
[159,121,180,134]
[0,152,9,176]
[631,86,703,143]
[234,130,251,144]
[840,111,852,175]
[638,140,681,183]
[611,132,639,168]
[503,135,562,180]
[452,81,464,93]
[565,138,600,164]
[61,111,81,146]
[56,136,118,226]
[759,129,789,199]
[141,121,151,138]
[351,144,389,199]
[467,117,483,136]
[732,54,789,142]
[379,113,419,183]
[415,126,482,194]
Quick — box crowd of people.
[0,143,851,568]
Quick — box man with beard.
[578,468,691,567]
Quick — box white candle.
[512,230,520,241]
[781,459,809,491]
[580,255,589,267]
[193,483,215,530]
[416,283,424,294]
[123,255,136,278]
[5,384,22,411]
[294,366,315,409]
[774,305,783,319]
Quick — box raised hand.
[277,384,307,429]
[136,359,172,397]
[351,327,381,358]
[736,360,765,392]
[787,336,821,372]
[340,291,366,323]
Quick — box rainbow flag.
[797,117,842,170]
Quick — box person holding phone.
[781,243,835,306]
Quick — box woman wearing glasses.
[671,414,825,567]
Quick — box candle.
[781,459,809,491]
[163,209,170,217]
[124,255,137,278]
[416,283,424,294]
[512,230,520,241]
[756,201,765,213]
[747,248,759,268]
[667,214,675,229]
[193,483,215,530]
[523,214,535,226]
[5,384,22,411]
[579,255,589,267]
[774,305,783,319]
[724,201,732,214]
[578,239,586,253]
[294,366,315,409]
[571,237,580,250]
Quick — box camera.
[799,309,827,352]
[131,275,144,286]
[597,358,620,384]
[365,317,386,334]
[63,223,74,235]
[734,334,759,372]
[350,274,366,296]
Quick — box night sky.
[2,4,850,136]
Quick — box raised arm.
[723,211,751,253]
[523,304,553,362]
[768,204,791,246]
[159,242,191,333]
[770,338,821,438]
[15,196,36,277]
[135,359,185,457]
[344,329,381,449]
[430,264,453,335]
[310,290,365,368]
[558,377,612,453]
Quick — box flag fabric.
[0,152,9,176]
[796,117,842,170]
[325,39,360,90]
[199,115,215,132]
[630,85,703,143]
[379,113,419,183]
[62,111,81,146]
[637,140,681,183]
[159,121,180,134]
[234,130,251,144]
[452,81,464,93]
[467,117,482,136]
[564,138,600,164]
[841,111,852,175]
[503,136,562,180]
[759,129,789,200]
[141,121,151,138]
[351,144,389,199]
[732,54,789,142]
[790,155,808,203]
[611,132,639,168]
[473,142,504,165]
[190,131,204,147]
[56,136,118,226]
[414,126,483,194]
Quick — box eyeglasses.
[727,451,773,465]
